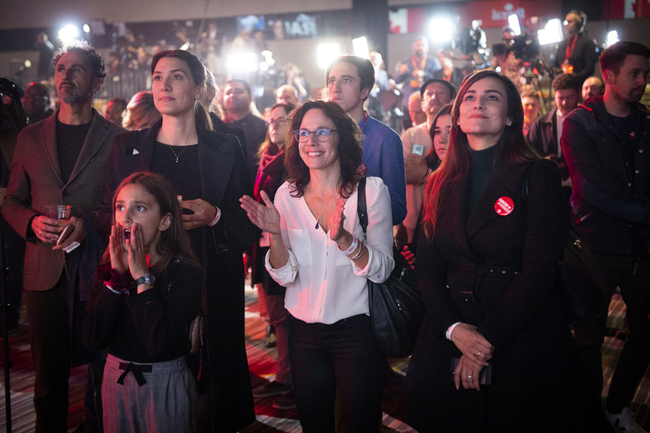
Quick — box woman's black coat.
[402,159,611,432]
[100,119,260,431]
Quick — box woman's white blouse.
[265,177,395,324]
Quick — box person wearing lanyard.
[326,55,407,225]
[553,10,599,87]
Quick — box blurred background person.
[104,97,128,127]
[407,92,426,127]
[433,49,464,89]
[35,32,55,82]
[249,102,296,410]
[554,10,599,86]
[395,36,441,129]
[21,82,53,125]
[276,85,298,106]
[582,76,604,101]
[521,91,541,137]
[122,91,161,131]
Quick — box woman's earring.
[507,121,512,127]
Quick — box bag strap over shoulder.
[357,177,368,236]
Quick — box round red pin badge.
[494,196,514,216]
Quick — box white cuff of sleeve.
[105,284,122,295]
[208,207,221,227]
[446,322,461,340]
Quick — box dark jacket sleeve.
[416,229,460,338]
[527,117,545,156]
[209,137,261,254]
[80,277,126,352]
[127,262,202,359]
[477,161,568,348]
[562,111,650,224]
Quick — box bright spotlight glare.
[226,52,259,73]
[317,43,341,69]
[429,17,454,42]
[83,24,90,33]
[537,19,563,45]
[58,24,79,45]
[352,37,370,59]
[606,30,619,48]
[508,14,521,36]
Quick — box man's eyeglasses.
[266,118,286,128]
[293,128,338,142]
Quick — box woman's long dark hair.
[422,70,540,238]
[256,102,296,160]
[284,100,363,199]
[101,172,200,276]
[151,50,213,131]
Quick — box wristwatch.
[134,273,155,286]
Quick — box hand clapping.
[240,191,281,235]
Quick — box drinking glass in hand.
[45,205,71,227]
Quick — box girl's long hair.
[101,171,200,276]
[422,70,540,238]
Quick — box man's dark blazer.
[101,119,259,432]
[2,109,124,293]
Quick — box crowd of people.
[1,8,650,432]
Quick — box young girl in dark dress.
[81,171,202,432]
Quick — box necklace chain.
[167,144,187,163]
[312,192,336,230]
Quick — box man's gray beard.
[61,89,93,105]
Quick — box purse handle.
[356,177,368,240]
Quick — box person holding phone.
[400,70,610,431]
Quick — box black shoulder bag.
[357,177,426,358]
[521,165,608,324]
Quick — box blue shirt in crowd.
[359,114,407,224]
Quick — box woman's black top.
[151,142,203,260]
[81,258,202,363]
[467,145,499,212]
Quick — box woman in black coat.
[401,70,611,432]
[100,50,259,432]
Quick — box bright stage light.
[226,52,258,74]
[508,14,521,36]
[58,24,79,45]
[317,43,341,69]
[83,24,90,33]
[606,30,619,48]
[352,37,369,59]
[429,17,454,43]
[537,19,563,45]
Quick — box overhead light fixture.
[429,17,454,43]
[58,24,79,45]
[226,52,259,74]
[606,30,619,48]
[537,18,563,45]
[508,14,522,36]
[352,37,370,59]
[317,43,341,69]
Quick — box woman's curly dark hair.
[284,100,363,199]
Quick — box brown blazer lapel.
[66,111,111,186]
[39,114,65,186]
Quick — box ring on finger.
[476,351,481,357]
[467,375,473,378]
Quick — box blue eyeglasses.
[293,128,338,142]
